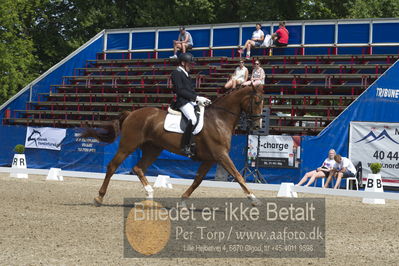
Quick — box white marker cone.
[277,182,298,198]
[153,175,173,189]
[46,168,63,181]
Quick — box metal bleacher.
[5,53,396,135]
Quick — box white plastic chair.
[346,177,359,190]
[313,178,325,187]
[346,162,362,190]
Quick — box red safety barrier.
[291,78,297,89]
[140,77,144,88]
[5,109,10,119]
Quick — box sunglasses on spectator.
[255,62,260,65]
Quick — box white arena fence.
[1,167,398,201]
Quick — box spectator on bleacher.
[171,53,211,157]
[243,23,265,60]
[170,26,194,59]
[242,60,265,86]
[271,21,289,47]
[224,59,248,89]
[324,154,357,189]
[296,149,336,187]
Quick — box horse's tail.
[80,111,130,143]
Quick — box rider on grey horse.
[171,53,211,157]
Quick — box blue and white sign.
[25,127,66,151]
[349,122,399,187]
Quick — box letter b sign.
[367,178,382,188]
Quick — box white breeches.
[179,102,197,125]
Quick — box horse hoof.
[179,200,188,210]
[251,198,262,207]
[94,196,103,207]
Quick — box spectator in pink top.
[242,60,265,87]
[272,21,289,47]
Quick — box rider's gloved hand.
[196,96,212,106]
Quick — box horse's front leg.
[181,161,214,200]
[132,143,163,199]
[218,153,261,206]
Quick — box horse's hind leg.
[132,143,163,199]
[94,148,131,206]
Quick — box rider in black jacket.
[171,53,211,157]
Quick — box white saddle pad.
[164,105,205,135]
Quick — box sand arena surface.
[0,173,398,265]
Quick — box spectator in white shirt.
[324,154,357,189]
[296,149,336,186]
[242,60,265,86]
[224,59,248,89]
[242,23,264,60]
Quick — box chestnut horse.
[81,85,264,206]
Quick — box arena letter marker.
[362,174,385,204]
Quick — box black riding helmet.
[178,53,195,64]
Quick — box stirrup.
[182,143,196,158]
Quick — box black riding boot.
[181,120,196,158]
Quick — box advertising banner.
[349,122,399,187]
[248,135,301,168]
[25,127,66,151]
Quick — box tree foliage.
[347,0,399,18]
[2,0,399,105]
[0,0,37,104]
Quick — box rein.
[208,89,263,122]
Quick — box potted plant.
[362,162,384,204]
[10,144,28,178]
[369,162,382,175]
[14,144,25,155]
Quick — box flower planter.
[362,173,384,204]
[10,154,28,179]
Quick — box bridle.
[246,87,264,124]
[209,87,263,123]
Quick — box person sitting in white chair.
[324,154,357,189]
[296,149,336,187]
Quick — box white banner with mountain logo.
[25,127,66,151]
[349,122,399,187]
